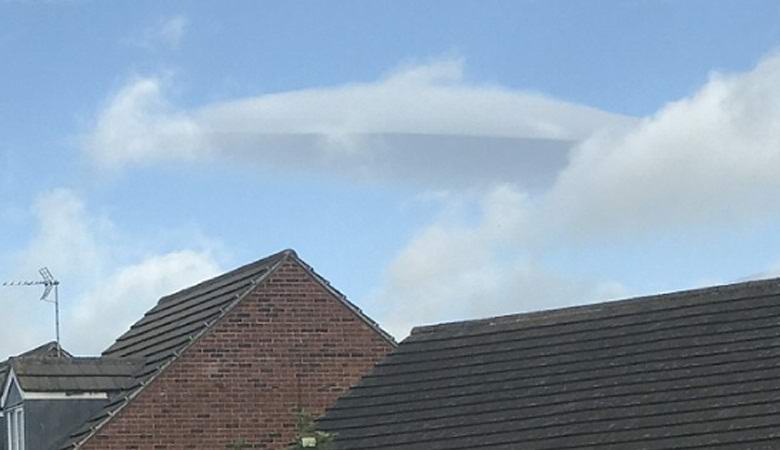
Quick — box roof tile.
[321,277,780,450]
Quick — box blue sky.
[2,0,780,357]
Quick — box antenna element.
[3,267,62,356]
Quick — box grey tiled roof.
[0,341,70,394]
[321,277,780,450]
[12,357,142,393]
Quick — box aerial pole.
[2,267,62,357]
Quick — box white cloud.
[546,53,780,238]
[376,185,626,339]
[0,189,221,358]
[13,188,112,284]
[376,53,780,338]
[82,53,780,222]
[80,52,780,342]
[86,78,203,168]
[83,59,635,188]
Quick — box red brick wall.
[81,259,394,450]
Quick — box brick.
[80,260,394,450]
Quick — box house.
[2,249,395,450]
[1,342,70,450]
[2,356,141,450]
[321,276,780,449]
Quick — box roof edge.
[411,275,780,336]
[4,341,72,361]
[286,252,397,347]
[0,367,18,408]
[155,249,291,305]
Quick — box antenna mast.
[2,267,62,357]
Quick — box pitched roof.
[10,357,143,394]
[321,276,780,450]
[0,341,71,396]
[62,249,393,449]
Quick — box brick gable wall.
[80,259,394,450]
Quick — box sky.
[2,0,780,357]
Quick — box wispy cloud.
[125,14,188,51]
[157,15,188,49]
[0,188,221,357]
[374,185,627,338]
[82,59,634,189]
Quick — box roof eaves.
[1,365,20,408]
[67,252,290,449]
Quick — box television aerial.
[2,267,62,357]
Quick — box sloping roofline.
[411,275,780,337]
[67,248,395,449]
[291,251,396,345]
[147,249,395,345]
[0,366,20,409]
[156,249,395,344]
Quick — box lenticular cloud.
[84,59,635,188]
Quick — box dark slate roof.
[62,249,394,449]
[321,276,780,450]
[11,357,142,393]
[0,341,71,394]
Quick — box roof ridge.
[16,356,143,364]
[411,275,780,336]
[2,341,72,363]
[156,249,293,305]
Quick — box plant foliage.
[288,410,335,450]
